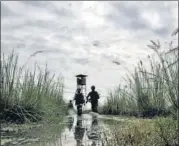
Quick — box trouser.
[91,102,98,113]
[77,104,82,111]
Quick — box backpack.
[75,93,85,105]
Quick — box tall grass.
[102,117,178,146]
[102,29,178,118]
[0,51,66,123]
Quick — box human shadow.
[74,116,85,146]
[67,116,74,132]
[87,115,100,146]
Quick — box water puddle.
[59,113,103,146]
[1,110,126,146]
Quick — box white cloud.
[1,1,178,103]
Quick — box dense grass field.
[0,52,66,124]
[99,28,178,146]
[101,117,177,146]
[101,29,178,120]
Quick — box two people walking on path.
[73,85,100,113]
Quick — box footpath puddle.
[1,110,126,146]
[58,113,103,146]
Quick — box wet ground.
[59,112,103,146]
[1,111,101,146]
[1,110,125,146]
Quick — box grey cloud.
[1,1,178,98]
[107,2,148,30]
[26,43,74,57]
[24,20,56,29]
[1,34,47,49]
[154,27,171,37]
[49,49,74,56]
[101,53,127,65]
[21,1,52,7]
[72,58,89,65]
[25,35,48,44]
[1,39,26,54]
[21,1,75,18]
[1,17,28,30]
[52,6,75,19]
[92,40,110,49]
[1,42,15,54]
[93,40,101,47]
[1,34,24,42]
[3,19,57,31]
[2,41,74,58]
[1,3,16,18]
[107,2,176,38]
[51,33,74,41]
[1,2,29,18]
[1,3,75,31]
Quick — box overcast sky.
[1,1,178,103]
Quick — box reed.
[101,28,178,118]
[0,51,66,123]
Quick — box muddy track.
[1,110,128,146]
[60,110,103,146]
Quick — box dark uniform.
[86,86,100,112]
[74,92,85,106]
[74,117,85,146]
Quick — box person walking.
[74,88,85,115]
[86,85,100,113]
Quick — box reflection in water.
[68,116,74,131]
[91,141,97,146]
[59,114,103,146]
[92,116,98,126]
[3,113,117,146]
[74,116,85,146]
[87,115,100,146]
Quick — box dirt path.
[1,110,129,146]
[58,110,103,146]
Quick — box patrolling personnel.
[68,100,73,109]
[74,88,85,106]
[86,85,100,113]
[73,88,85,115]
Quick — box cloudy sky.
[1,1,178,103]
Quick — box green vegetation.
[102,117,177,146]
[101,28,178,118]
[0,52,66,123]
[100,28,178,146]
